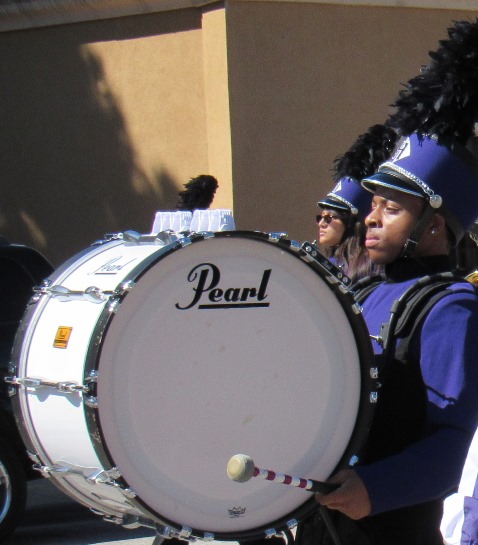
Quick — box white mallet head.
[227,454,255,483]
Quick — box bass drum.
[9,230,375,542]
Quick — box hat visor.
[317,197,350,212]
[361,172,425,199]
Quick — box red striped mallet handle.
[226,454,338,495]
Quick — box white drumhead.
[96,234,366,535]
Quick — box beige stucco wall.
[0,5,231,265]
[0,1,476,265]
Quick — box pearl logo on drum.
[89,256,137,275]
[175,263,271,310]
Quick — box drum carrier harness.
[353,271,476,463]
[354,270,474,374]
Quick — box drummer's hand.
[314,469,371,520]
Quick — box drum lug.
[99,513,124,525]
[370,391,379,403]
[31,279,52,302]
[6,376,90,394]
[27,452,47,475]
[123,230,182,246]
[192,232,215,240]
[265,528,280,538]
[286,519,298,531]
[31,461,130,493]
[121,487,137,499]
[4,375,20,388]
[31,461,90,478]
[122,230,142,244]
[155,523,174,540]
[100,512,157,531]
[116,280,136,296]
[91,232,123,246]
[40,284,113,304]
[178,526,193,540]
[120,514,142,529]
[84,396,98,408]
[155,231,180,245]
[268,232,288,242]
[86,467,121,484]
[300,241,352,288]
[107,298,121,314]
[87,468,137,499]
[83,371,98,407]
[85,370,98,384]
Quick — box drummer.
[312,133,478,545]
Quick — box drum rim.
[83,230,376,540]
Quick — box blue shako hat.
[362,133,478,243]
[318,176,372,219]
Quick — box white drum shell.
[12,238,167,519]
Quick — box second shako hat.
[318,177,372,219]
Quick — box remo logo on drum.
[175,263,271,310]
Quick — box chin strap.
[400,205,436,258]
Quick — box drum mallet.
[227,454,342,545]
[226,454,338,495]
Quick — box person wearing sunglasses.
[317,177,379,284]
[315,123,397,285]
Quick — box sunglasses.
[316,213,342,225]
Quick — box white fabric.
[150,210,192,234]
[441,428,478,544]
[190,208,236,232]
[151,209,236,234]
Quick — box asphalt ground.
[3,478,156,545]
[4,479,243,545]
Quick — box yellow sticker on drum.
[53,326,73,349]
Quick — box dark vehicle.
[0,237,54,541]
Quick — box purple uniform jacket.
[355,256,478,516]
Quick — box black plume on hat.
[317,123,398,219]
[362,19,478,252]
[333,123,399,182]
[177,174,219,211]
[387,19,478,146]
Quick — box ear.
[430,213,446,235]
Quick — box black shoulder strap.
[352,274,386,305]
[395,279,477,363]
[380,273,475,365]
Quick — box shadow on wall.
[0,18,192,267]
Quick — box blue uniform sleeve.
[356,288,478,515]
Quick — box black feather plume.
[333,123,399,182]
[177,174,219,211]
[387,19,478,145]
